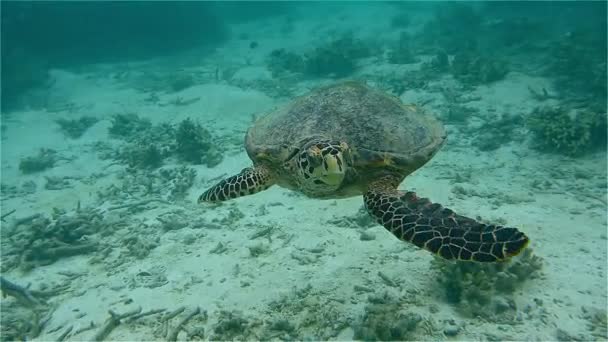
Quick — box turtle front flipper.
[198,165,274,203]
[364,178,529,262]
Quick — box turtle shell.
[246,81,446,176]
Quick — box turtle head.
[292,139,353,195]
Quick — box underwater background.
[1,1,606,340]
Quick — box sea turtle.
[198,81,529,262]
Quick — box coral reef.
[176,118,223,167]
[526,106,607,156]
[19,148,57,174]
[304,47,355,78]
[431,248,543,321]
[121,143,165,169]
[109,117,223,170]
[304,34,372,78]
[451,52,509,85]
[266,33,373,79]
[323,33,373,61]
[267,49,305,77]
[55,116,99,139]
[115,123,175,169]
[108,113,152,139]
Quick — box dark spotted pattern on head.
[364,177,529,262]
[198,166,274,203]
[292,139,354,196]
[297,140,347,178]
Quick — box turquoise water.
[1,2,606,341]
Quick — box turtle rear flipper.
[364,179,529,262]
[198,166,274,203]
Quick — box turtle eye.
[306,153,322,167]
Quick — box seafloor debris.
[96,166,197,203]
[210,310,255,340]
[263,284,354,340]
[0,276,69,340]
[328,206,375,229]
[1,208,16,222]
[44,175,74,190]
[0,181,37,200]
[91,307,143,341]
[167,307,202,341]
[128,268,169,290]
[0,207,119,272]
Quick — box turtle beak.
[321,154,344,185]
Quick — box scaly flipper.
[364,177,529,262]
[198,165,274,203]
